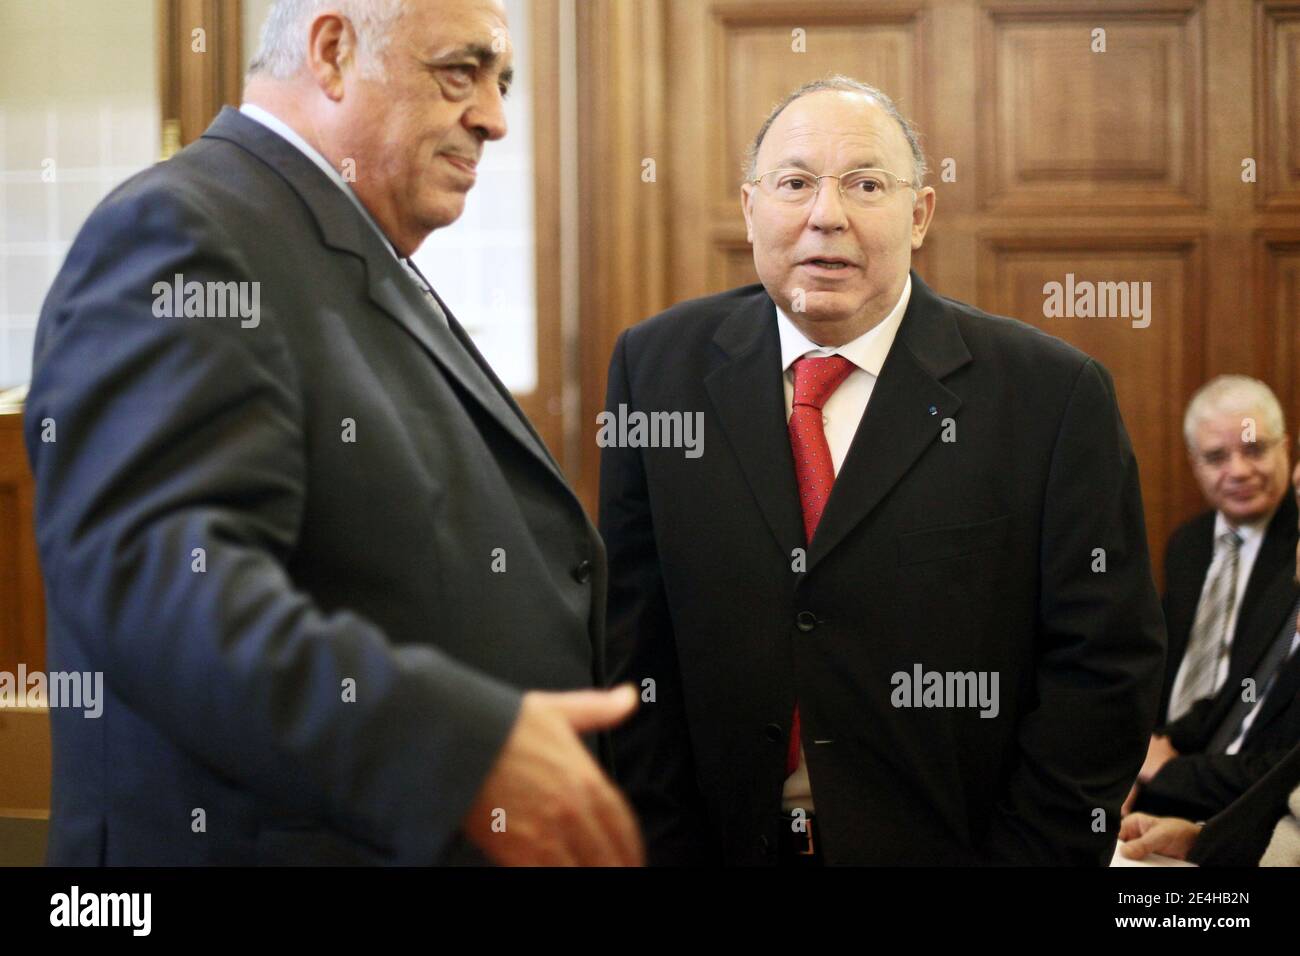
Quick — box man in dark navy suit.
[26,0,641,866]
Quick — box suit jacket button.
[571,560,593,584]
[795,611,817,632]
[764,723,783,742]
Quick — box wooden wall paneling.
[513,0,565,459]
[1256,0,1300,208]
[0,411,44,676]
[978,231,1207,561]
[977,0,1205,214]
[158,0,244,155]
[1259,230,1300,424]
[575,0,671,510]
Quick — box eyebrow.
[771,157,887,173]
[427,43,515,91]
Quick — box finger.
[1119,812,1156,841]
[589,774,645,866]
[554,754,628,866]
[1119,835,1152,860]
[549,684,640,734]
[566,784,626,867]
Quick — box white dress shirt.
[238,103,444,319]
[778,275,912,813]
[1168,507,1274,720]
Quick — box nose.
[807,177,849,233]
[466,83,508,143]
[1225,451,1254,480]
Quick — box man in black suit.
[599,76,1165,865]
[1121,742,1300,865]
[1127,550,1300,822]
[1158,376,1294,725]
[24,0,642,866]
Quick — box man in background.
[26,0,641,865]
[1159,376,1295,724]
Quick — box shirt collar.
[239,102,398,258]
[1214,505,1276,546]
[775,274,911,375]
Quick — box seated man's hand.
[1121,781,1139,817]
[461,684,645,866]
[1138,733,1179,783]
[1119,812,1202,861]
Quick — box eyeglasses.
[1193,437,1283,469]
[749,167,917,207]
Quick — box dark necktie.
[401,257,449,326]
[786,354,856,775]
[1205,598,1300,754]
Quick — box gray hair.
[744,75,928,187]
[1183,375,1287,450]
[247,0,405,81]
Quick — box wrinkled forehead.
[758,91,911,172]
[404,0,512,55]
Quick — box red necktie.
[786,354,856,775]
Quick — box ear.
[910,186,936,250]
[740,182,756,244]
[307,13,357,101]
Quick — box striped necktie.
[1169,528,1243,721]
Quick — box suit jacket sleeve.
[599,331,713,865]
[1162,695,1221,751]
[24,184,522,864]
[979,359,1166,864]
[1137,749,1291,823]
[1188,742,1300,866]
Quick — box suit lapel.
[366,271,568,489]
[807,273,971,571]
[1247,640,1300,744]
[1204,571,1300,743]
[1237,494,1299,641]
[704,291,806,560]
[201,108,569,494]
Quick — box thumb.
[1120,831,1156,860]
[1120,819,1170,861]
[548,684,640,733]
[1119,812,1152,842]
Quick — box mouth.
[799,256,857,272]
[442,154,478,178]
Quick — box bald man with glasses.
[599,76,1165,866]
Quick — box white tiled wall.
[411,0,538,394]
[0,0,160,388]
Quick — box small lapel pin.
[928,405,938,416]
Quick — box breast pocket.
[897,514,1011,567]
